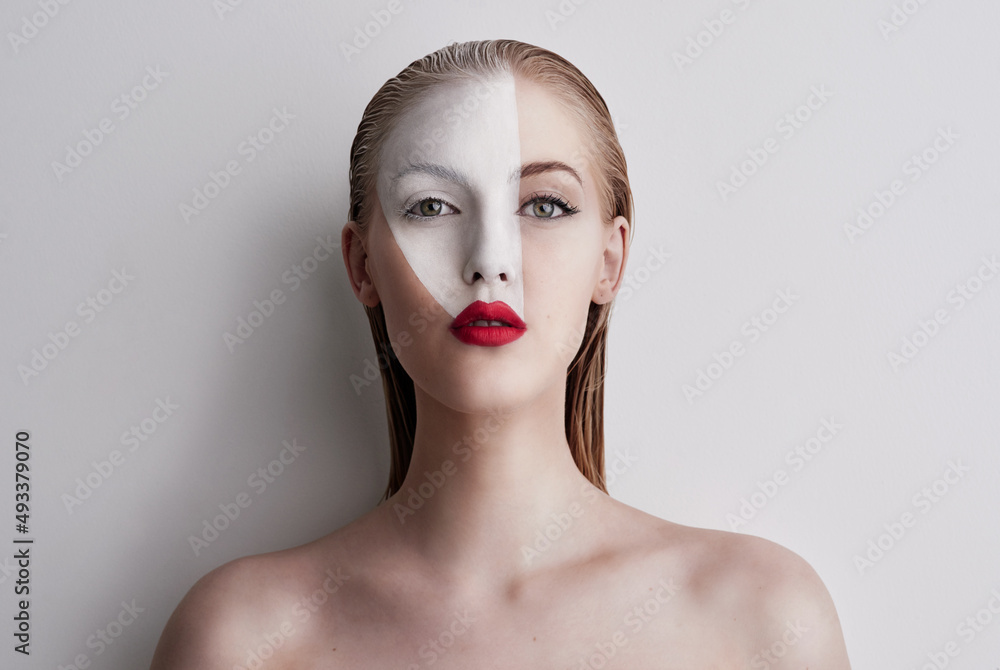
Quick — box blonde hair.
[347,40,634,502]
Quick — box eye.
[403,197,457,220]
[519,193,579,219]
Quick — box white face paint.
[376,74,524,322]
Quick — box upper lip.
[450,300,526,329]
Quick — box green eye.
[404,198,455,220]
[532,201,555,217]
[519,194,578,219]
[419,199,443,216]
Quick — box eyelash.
[522,192,579,219]
[400,193,579,221]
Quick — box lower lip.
[450,325,526,347]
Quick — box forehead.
[377,73,590,188]
[514,76,591,189]
[378,74,519,184]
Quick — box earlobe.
[341,221,381,308]
[591,215,630,305]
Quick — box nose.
[462,199,521,287]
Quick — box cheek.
[523,222,600,295]
[381,278,453,381]
[382,220,475,320]
[522,227,599,356]
[372,227,450,347]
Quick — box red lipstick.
[450,300,526,347]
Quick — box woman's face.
[349,72,628,413]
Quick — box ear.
[341,220,380,308]
[592,215,630,305]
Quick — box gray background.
[1,0,998,667]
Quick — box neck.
[376,378,606,592]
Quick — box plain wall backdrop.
[2,0,999,667]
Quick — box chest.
[280,593,747,669]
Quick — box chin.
[428,363,545,415]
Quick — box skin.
[149,74,852,668]
[375,73,525,322]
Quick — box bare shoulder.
[729,533,852,669]
[148,551,296,669]
[646,519,852,668]
[148,537,354,670]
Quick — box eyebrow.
[513,161,583,188]
[389,160,584,189]
[390,163,472,189]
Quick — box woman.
[151,39,851,668]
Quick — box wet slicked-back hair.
[347,40,634,502]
